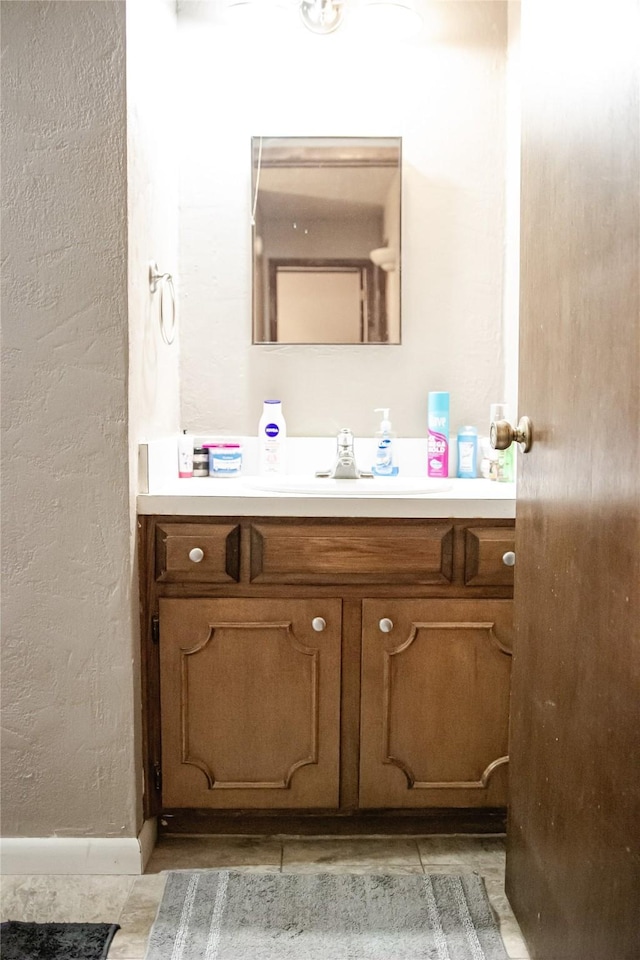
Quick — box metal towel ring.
[149,261,176,345]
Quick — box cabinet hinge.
[153,761,162,794]
[151,613,160,645]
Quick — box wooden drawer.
[155,523,240,583]
[465,527,515,586]
[250,522,453,585]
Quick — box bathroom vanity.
[138,475,515,834]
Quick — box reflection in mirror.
[252,137,401,344]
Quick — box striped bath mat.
[145,871,508,959]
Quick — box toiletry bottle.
[489,402,515,482]
[177,429,194,478]
[193,446,209,477]
[427,392,450,478]
[457,426,478,478]
[372,408,398,477]
[258,400,287,474]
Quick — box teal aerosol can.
[428,392,450,478]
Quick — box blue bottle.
[457,426,478,478]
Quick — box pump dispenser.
[372,408,398,476]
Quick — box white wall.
[1,1,137,837]
[127,0,181,448]
[503,1,521,419]
[177,0,508,440]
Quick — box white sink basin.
[241,475,453,496]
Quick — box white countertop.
[137,477,516,519]
[138,438,516,518]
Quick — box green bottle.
[497,443,514,482]
[490,402,515,482]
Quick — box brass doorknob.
[490,416,533,453]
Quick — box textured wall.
[1,1,137,837]
[177,1,508,439]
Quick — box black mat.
[0,920,119,959]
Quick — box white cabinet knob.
[188,547,204,563]
[379,618,394,633]
[502,551,516,567]
[312,617,326,632]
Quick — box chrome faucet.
[316,428,374,480]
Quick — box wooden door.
[159,598,341,809]
[507,2,640,958]
[359,599,513,808]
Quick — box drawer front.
[155,523,240,583]
[465,526,515,586]
[250,522,453,585]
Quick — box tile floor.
[0,835,530,959]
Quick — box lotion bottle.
[177,429,194,478]
[372,408,398,476]
[258,400,286,474]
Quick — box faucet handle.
[337,427,353,450]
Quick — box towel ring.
[149,261,176,345]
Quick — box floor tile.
[145,836,282,874]
[417,835,506,865]
[282,837,423,874]
[0,837,529,960]
[108,874,167,960]
[417,835,506,878]
[484,877,531,959]
[0,875,134,924]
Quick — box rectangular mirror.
[252,137,401,345]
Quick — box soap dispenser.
[372,408,398,476]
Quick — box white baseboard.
[138,816,158,872]
[0,819,157,875]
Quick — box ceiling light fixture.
[225,0,421,38]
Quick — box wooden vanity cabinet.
[158,597,341,810]
[140,516,514,826]
[359,598,512,809]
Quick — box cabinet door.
[359,599,513,809]
[159,598,341,809]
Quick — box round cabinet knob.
[379,618,394,633]
[188,547,204,563]
[311,617,326,632]
[502,551,516,567]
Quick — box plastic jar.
[193,446,209,477]
[204,442,243,478]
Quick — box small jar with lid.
[204,442,243,478]
[193,446,209,477]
